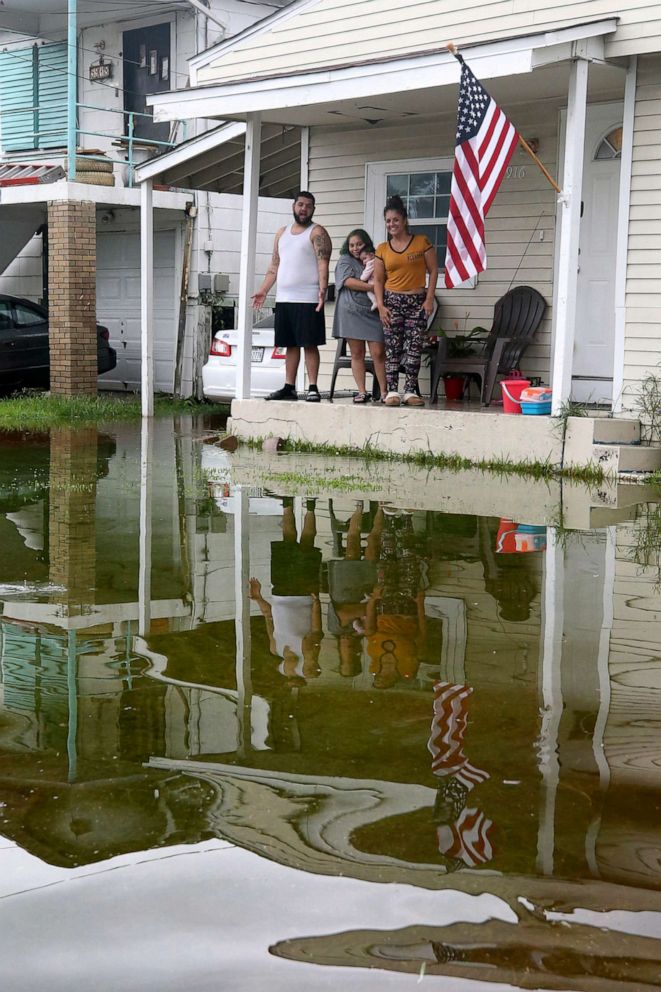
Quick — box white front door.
[572,103,623,404]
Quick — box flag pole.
[518,136,562,194]
[446,42,562,194]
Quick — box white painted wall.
[0,234,43,301]
[196,0,661,86]
[620,55,661,422]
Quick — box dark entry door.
[123,23,171,144]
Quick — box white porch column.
[236,113,262,401]
[551,57,589,415]
[140,178,155,417]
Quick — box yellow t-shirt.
[375,234,434,293]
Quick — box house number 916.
[506,166,526,179]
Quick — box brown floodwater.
[0,416,660,992]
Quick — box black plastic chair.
[430,286,547,406]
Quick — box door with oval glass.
[572,103,623,404]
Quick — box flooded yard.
[0,416,660,991]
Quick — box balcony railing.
[0,101,178,187]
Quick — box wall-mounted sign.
[90,60,113,82]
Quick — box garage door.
[97,230,177,392]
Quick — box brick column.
[49,427,98,606]
[47,200,97,396]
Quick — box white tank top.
[276,224,319,303]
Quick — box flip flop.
[353,392,371,404]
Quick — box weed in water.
[248,436,604,485]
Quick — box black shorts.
[274,302,326,348]
[271,541,322,596]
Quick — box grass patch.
[247,436,605,485]
[0,392,228,430]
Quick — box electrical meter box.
[198,273,213,294]
[214,273,230,294]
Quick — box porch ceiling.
[136,121,301,196]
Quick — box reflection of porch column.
[537,528,564,874]
[234,487,252,757]
[48,427,98,605]
[140,178,154,417]
[236,113,262,400]
[138,418,154,637]
[551,57,589,415]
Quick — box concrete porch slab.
[229,398,566,468]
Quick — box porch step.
[592,443,661,474]
[592,418,641,445]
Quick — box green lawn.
[0,393,228,430]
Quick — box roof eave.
[149,17,619,125]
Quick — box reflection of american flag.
[437,807,494,866]
[444,58,519,289]
[429,681,488,782]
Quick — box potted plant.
[439,327,489,400]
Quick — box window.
[0,300,13,332]
[385,170,451,266]
[595,126,623,161]
[366,157,475,286]
[13,303,45,328]
[0,43,67,152]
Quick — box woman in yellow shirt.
[373,194,439,406]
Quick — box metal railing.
[0,102,178,186]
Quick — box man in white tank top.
[252,191,331,402]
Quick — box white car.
[202,313,286,402]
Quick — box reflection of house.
[0,1,296,396]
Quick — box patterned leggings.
[384,290,427,394]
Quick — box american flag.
[444,57,519,289]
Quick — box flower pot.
[443,375,466,401]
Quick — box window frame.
[12,301,47,329]
[365,156,477,289]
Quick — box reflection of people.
[249,498,322,682]
[327,502,383,676]
[373,194,439,407]
[251,191,331,403]
[332,229,387,403]
[365,509,427,688]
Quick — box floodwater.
[0,416,660,992]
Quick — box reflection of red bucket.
[501,378,531,414]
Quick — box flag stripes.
[444,59,519,289]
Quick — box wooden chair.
[430,286,547,406]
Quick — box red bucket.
[501,378,531,414]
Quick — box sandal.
[353,392,371,404]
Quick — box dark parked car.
[0,294,116,393]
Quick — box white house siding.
[310,105,558,391]
[196,0,661,85]
[621,55,661,418]
[0,234,43,301]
